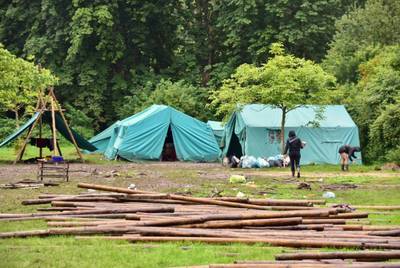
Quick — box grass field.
[0,146,399,267]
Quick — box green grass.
[0,238,283,268]
[0,146,399,267]
[0,145,116,164]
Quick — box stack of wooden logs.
[1,182,399,256]
[186,251,400,267]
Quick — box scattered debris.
[236,191,246,198]
[331,203,355,212]
[381,162,400,171]
[0,180,59,189]
[128,184,136,190]
[105,170,120,178]
[323,183,357,191]
[306,178,324,183]
[229,175,246,184]
[322,191,336,199]
[245,181,258,188]
[297,182,312,190]
[210,188,223,198]
[91,168,101,175]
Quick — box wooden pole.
[39,115,43,158]
[37,89,44,159]
[21,196,119,205]
[77,183,333,211]
[215,197,314,207]
[275,251,400,261]
[328,212,369,219]
[77,183,158,195]
[95,235,400,250]
[180,217,302,228]
[208,263,400,268]
[14,112,43,163]
[49,88,84,161]
[50,92,58,156]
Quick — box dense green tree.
[0,0,357,132]
[0,44,57,127]
[338,46,400,162]
[219,0,354,62]
[324,0,400,83]
[0,0,182,129]
[180,0,356,87]
[118,79,212,121]
[212,43,336,152]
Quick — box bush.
[386,146,400,164]
[0,117,17,142]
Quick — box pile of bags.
[234,154,289,169]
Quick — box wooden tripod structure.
[14,87,84,164]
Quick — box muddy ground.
[1,162,399,194]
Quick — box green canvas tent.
[222,104,361,164]
[0,111,97,152]
[89,105,221,162]
[207,120,224,147]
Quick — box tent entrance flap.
[226,132,243,158]
[161,126,177,161]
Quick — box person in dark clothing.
[338,145,361,171]
[283,130,304,178]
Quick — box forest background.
[0,0,399,163]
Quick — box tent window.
[161,126,177,161]
[268,130,281,144]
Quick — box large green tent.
[89,105,221,162]
[222,104,361,164]
[207,120,224,147]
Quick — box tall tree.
[341,46,400,162]
[0,0,182,129]
[0,44,57,127]
[0,0,356,130]
[323,0,400,83]
[118,79,213,121]
[212,43,335,152]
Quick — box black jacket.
[284,137,303,155]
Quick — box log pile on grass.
[1,182,400,267]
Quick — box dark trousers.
[289,152,301,173]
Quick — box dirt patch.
[0,162,399,193]
[381,162,400,171]
[323,183,358,191]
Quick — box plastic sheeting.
[89,105,221,162]
[0,111,97,152]
[0,112,40,147]
[222,104,361,164]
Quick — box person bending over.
[338,145,361,171]
[284,131,304,178]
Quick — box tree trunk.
[280,107,287,154]
[14,109,19,128]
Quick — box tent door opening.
[161,126,177,161]
[226,132,243,158]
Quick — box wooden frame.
[14,87,84,163]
